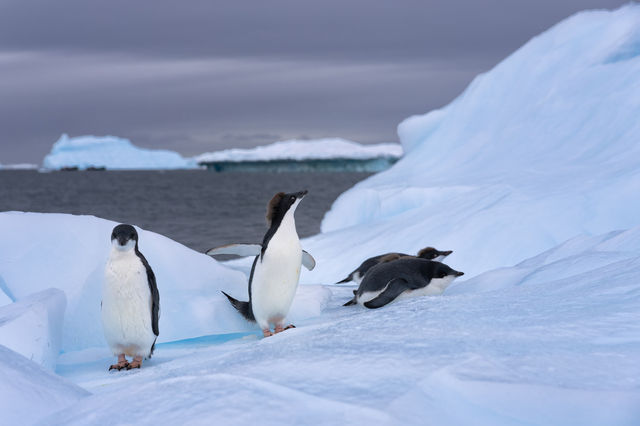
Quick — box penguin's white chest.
[251,215,302,327]
[102,250,155,357]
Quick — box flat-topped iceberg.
[196,138,403,172]
[42,134,197,170]
[197,138,402,162]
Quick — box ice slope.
[0,345,89,425]
[46,227,640,425]
[42,134,197,170]
[0,288,66,370]
[196,138,402,162]
[301,4,640,283]
[0,212,329,353]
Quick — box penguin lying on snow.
[102,224,160,370]
[336,247,452,284]
[344,257,463,309]
[206,191,315,337]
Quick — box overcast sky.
[0,0,626,164]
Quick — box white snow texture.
[0,4,639,426]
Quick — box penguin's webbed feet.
[262,329,274,338]
[273,324,295,334]
[109,354,129,371]
[126,356,143,369]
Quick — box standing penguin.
[206,191,315,337]
[336,247,453,284]
[344,257,463,309]
[102,224,159,370]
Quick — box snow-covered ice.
[196,138,402,163]
[0,345,88,425]
[0,288,66,370]
[44,227,640,425]
[300,4,640,283]
[1,4,639,426]
[42,134,197,170]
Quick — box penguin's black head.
[431,263,464,280]
[417,247,453,261]
[266,190,308,227]
[111,224,138,251]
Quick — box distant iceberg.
[0,163,38,170]
[196,138,403,172]
[42,134,197,170]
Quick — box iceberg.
[42,134,197,170]
[197,138,402,162]
[0,163,39,170]
[196,138,402,172]
[301,4,640,282]
[0,288,66,370]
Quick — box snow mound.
[0,289,66,370]
[196,138,402,162]
[304,4,640,282]
[0,212,329,353]
[0,345,88,426]
[42,134,197,170]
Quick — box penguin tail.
[336,273,353,284]
[221,291,255,322]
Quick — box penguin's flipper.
[363,278,408,309]
[302,250,316,271]
[206,243,262,257]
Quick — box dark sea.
[0,170,370,252]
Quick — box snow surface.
[196,138,402,162]
[0,212,329,353]
[0,288,66,370]
[42,134,197,170]
[0,345,89,425]
[43,227,640,425]
[299,4,640,283]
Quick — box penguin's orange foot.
[274,325,284,334]
[109,361,129,371]
[262,329,274,338]
[126,361,141,369]
[127,357,143,369]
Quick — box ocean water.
[0,170,370,252]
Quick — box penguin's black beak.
[440,250,453,257]
[117,235,130,246]
[454,271,464,277]
[296,190,308,198]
